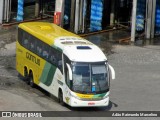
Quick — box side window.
[23,32,29,48]
[20,30,36,52]
[18,28,63,73]
[18,28,23,45]
[18,28,28,47]
[42,44,49,60]
[28,35,36,52]
[57,52,62,69]
[23,38,29,48]
[49,47,62,72]
[49,48,57,65]
[36,40,43,56]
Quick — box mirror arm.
[109,64,115,80]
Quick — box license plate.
[88,102,95,106]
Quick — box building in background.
[0,0,56,23]
[0,0,159,43]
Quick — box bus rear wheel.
[24,68,29,84]
[29,73,35,88]
[58,90,65,106]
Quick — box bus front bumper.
[69,96,109,107]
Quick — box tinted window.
[18,28,63,72]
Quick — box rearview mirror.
[66,63,73,80]
[109,64,115,80]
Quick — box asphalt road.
[0,27,160,120]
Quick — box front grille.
[81,97,103,101]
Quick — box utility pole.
[131,0,137,42]
[74,0,80,33]
[55,0,65,27]
[151,0,156,39]
[145,0,156,40]
[145,0,152,39]
[70,0,76,32]
[110,0,115,26]
[61,0,65,27]
[4,0,12,22]
[0,0,4,24]
[35,0,40,18]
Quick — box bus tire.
[24,68,29,84]
[29,73,35,88]
[58,90,65,106]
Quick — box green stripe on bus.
[93,93,106,98]
[40,62,56,86]
[52,45,63,52]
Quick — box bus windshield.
[71,62,109,94]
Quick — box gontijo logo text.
[26,52,40,66]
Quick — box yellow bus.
[16,22,115,107]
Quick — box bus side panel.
[16,42,26,76]
[16,41,63,98]
[39,62,56,86]
[25,51,46,85]
[38,64,64,98]
[16,41,46,85]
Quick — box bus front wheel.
[58,90,65,106]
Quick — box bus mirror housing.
[109,64,115,80]
[66,63,73,80]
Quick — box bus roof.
[19,22,107,62]
[54,37,107,62]
[19,22,81,46]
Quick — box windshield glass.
[72,62,109,94]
